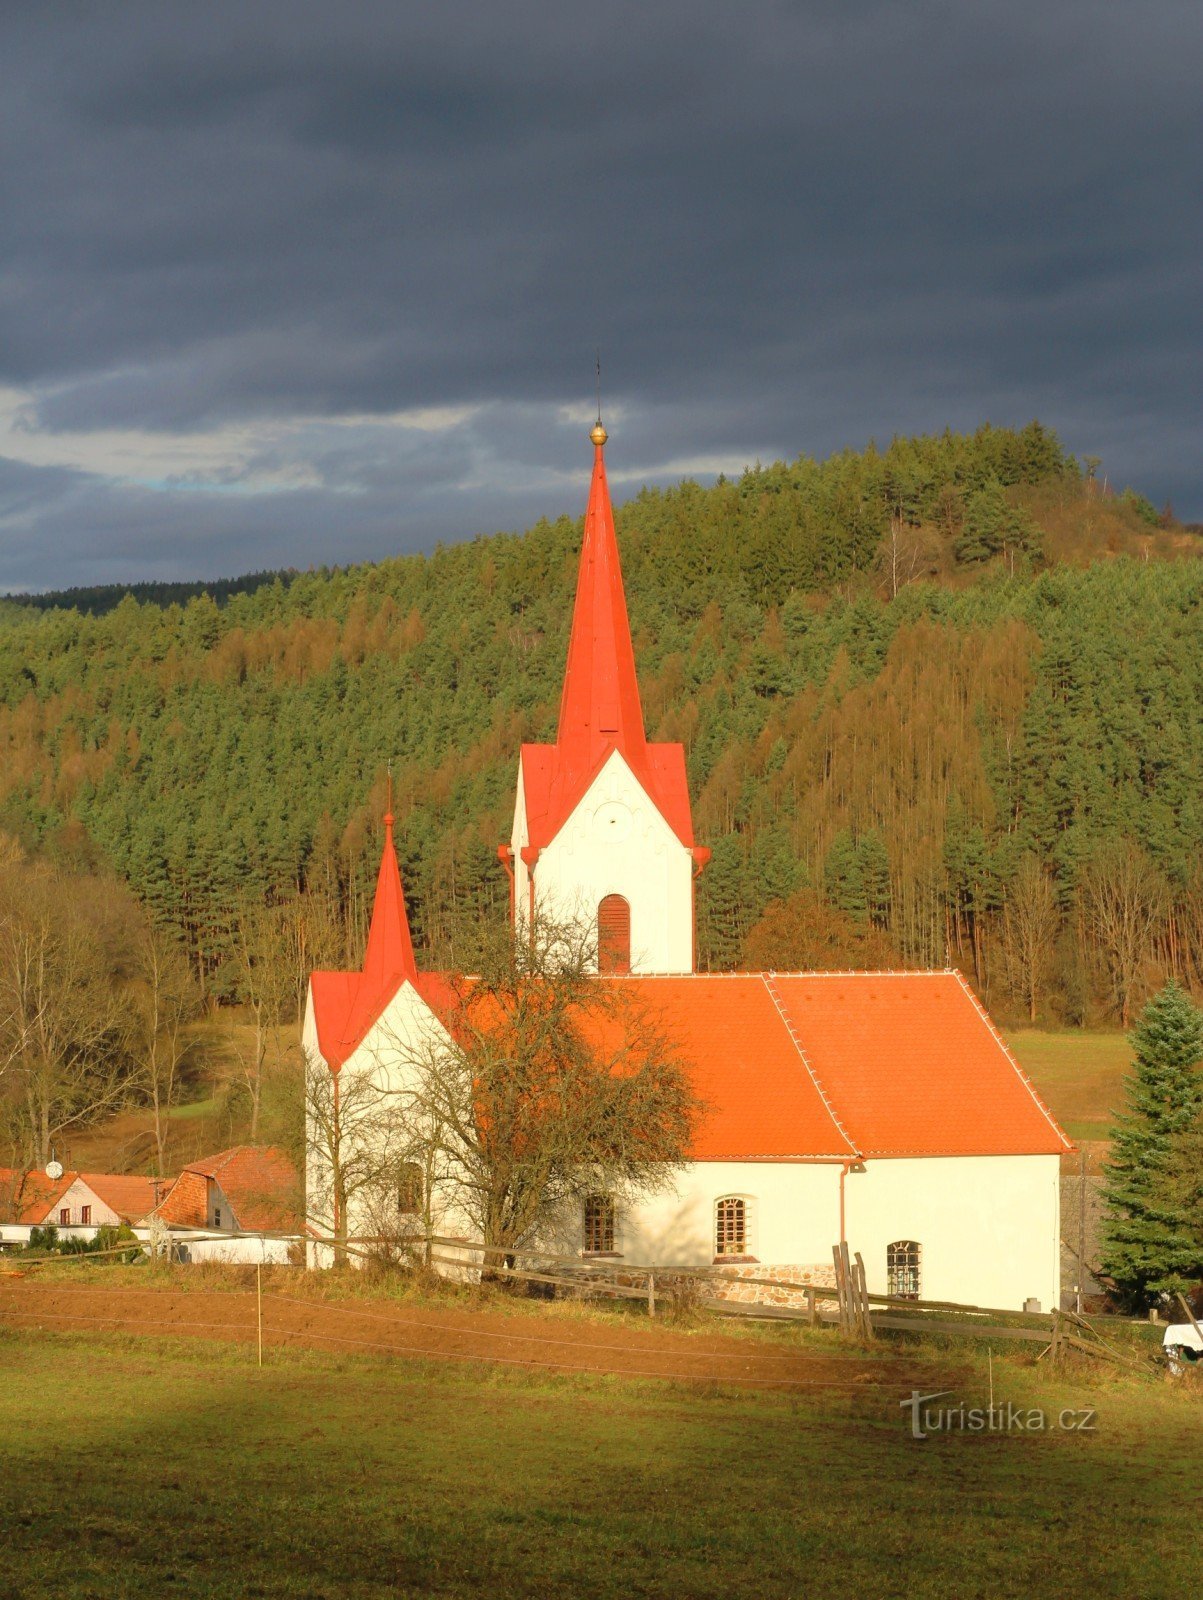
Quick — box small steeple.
[555,420,648,769]
[360,806,418,993]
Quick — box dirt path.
[0,1279,958,1392]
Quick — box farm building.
[304,423,1071,1309]
[148,1146,299,1236]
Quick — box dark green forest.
[2,422,1200,1027]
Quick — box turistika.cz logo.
[900,1390,1097,1441]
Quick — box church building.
[304,421,1070,1311]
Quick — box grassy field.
[0,1319,1198,1599]
[1004,1029,1132,1144]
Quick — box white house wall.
[38,1177,122,1228]
[514,750,694,973]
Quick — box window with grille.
[397,1162,423,1215]
[714,1197,748,1257]
[597,895,631,975]
[80,1205,91,1225]
[887,1240,921,1299]
[583,1195,615,1254]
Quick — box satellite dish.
[45,1159,63,1181]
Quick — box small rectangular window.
[583,1195,615,1254]
[59,1207,70,1227]
[80,1206,91,1225]
[214,1208,222,1228]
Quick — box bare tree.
[231,899,296,1140]
[130,923,200,1175]
[877,515,930,599]
[304,1045,420,1266]
[1001,856,1061,1023]
[280,888,343,1023]
[393,911,703,1261]
[0,862,131,1164]
[1082,839,1168,1026]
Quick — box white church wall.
[843,1153,1062,1313]
[303,978,476,1269]
[516,750,694,973]
[570,1153,1060,1312]
[613,1160,839,1268]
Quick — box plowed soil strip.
[0,1284,953,1392]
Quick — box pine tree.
[1102,980,1203,1304]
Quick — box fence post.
[806,1285,816,1327]
[647,1265,656,1318]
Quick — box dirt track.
[0,1278,957,1392]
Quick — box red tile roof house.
[148,1146,301,1263]
[303,423,1072,1312]
[0,1167,162,1241]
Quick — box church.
[304,420,1070,1311]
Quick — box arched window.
[887,1240,921,1300]
[583,1194,616,1255]
[597,894,631,974]
[715,1196,750,1258]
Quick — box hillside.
[1,422,1200,1029]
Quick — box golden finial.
[591,350,607,447]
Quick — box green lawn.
[1004,1029,1132,1142]
[0,1328,1198,1599]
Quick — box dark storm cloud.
[1,1,1200,588]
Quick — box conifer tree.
[1102,980,1203,1304]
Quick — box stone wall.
[705,1262,836,1309]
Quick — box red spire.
[359,810,417,994]
[556,421,648,769]
[324,809,418,1062]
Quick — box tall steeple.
[555,420,648,772]
[502,416,707,974]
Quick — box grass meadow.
[1003,1029,1132,1144]
[0,1320,1198,1600]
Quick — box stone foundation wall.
[706,1263,836,1309]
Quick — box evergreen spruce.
[1102,980,1203,1304]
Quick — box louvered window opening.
[715,1197,747,1257]
[887,1240,921,1299]
[597,894,631,975]
[583,1195,615,1254]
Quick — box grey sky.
[1,3,1199,590]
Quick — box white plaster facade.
[303,975,466,1268]
[39,1176,125,1229]
[511,750,695,974]
[555,1154,1061,1313]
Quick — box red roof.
[577,972,1069,1160]
[0,1167,73,1224]
[310,813,420,1070]
[79,1173,160,1222]
[0,1168,162,1224]
[154,1146,299,1233]
[764,972,1070,1157]
[518,430,696,852]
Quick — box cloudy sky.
[1,4,1199,592]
